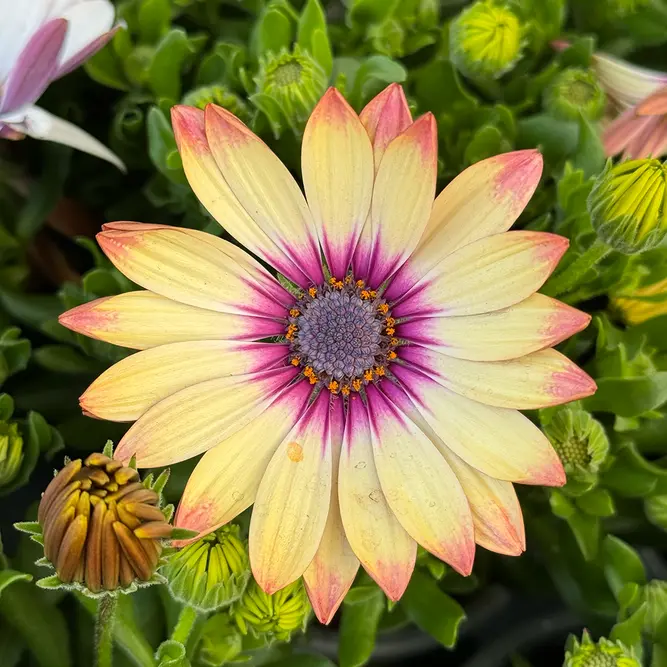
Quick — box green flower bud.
[643,580,667,640]
[196,615,243,667]
[233,579,310,642]
[163,524,250,612]
[564,631,640,667]
[0,421,23,488]
[181,85,250,123]
[607,0,651,19]
[588,159,667,254]
[544,68,606,121]
[542,405,609,489]
[251,46,328,136]
[449,0,523,80]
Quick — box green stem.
[95,595,118,667]
[171,605,198,646]
[542,239,611,299]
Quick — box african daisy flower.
[0,0,123,169]
[59,84,596,623]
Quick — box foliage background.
[1,0,667,666]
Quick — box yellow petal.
[367,386,476,575]
[204,104,323,285]
[401,346,597,409]
[388,366,565,486]
[249,393,332,594]
[302,88,374,279]
[58,291,284,350]
[386,151,543,300]
[304,400,360,624]
[81,341,288,421]
[97,223,290,317]
[114,367,298,467]
[338,395,416,600]
[172,105,309,287]
[393,231,569,319]
[365,114,437,287]
[398,293,591,361]
[174,381,311,537]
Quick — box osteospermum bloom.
[0,0,123,168]
[59,84,596,623]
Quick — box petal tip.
[549,366,597,404]
[546,303,593,343]
[493,150,543,209]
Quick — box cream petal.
[366,385,476,575]
[80,341,288,421]
[365,114,437,288]
[58,291,285,350]
[388,365,565,486]
[401,345,597,409]
[97,223,291,317]
[172,105,312,288]
[392,231,568,319]
[204,104,324,285]
[114,367,299,467]
[386,150,543,300]
[304,400,360,624]
[174,381,311,537]
[338,394,416,600]
[302,88,374,279]
[398,293,591,361]
[249,393,332,594]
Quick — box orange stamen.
[328,380,339,394]
[375,366,385,377]
[369,290,377,298]
[386,327,395,336]
[289,308,300,317]
[308,287,317,298]
[309,376,318,384]
[291,357,300,367]
[356,279,365,287]
[364,369,374,381]
[304,366,314,377]
[352,379,362,391]
[378,303,389,314]
[386,317,395,326]
[390,337,399,346]
[388,350,397,360]
[360,290,370,299]
[341,385,350,396]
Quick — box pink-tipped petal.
[398,293,591,362]
[387,151,544,300]
[80,341,288,422]
[365,113,437,288]
[393,231,569,319]
[96,223,291,318]
[114,366,298,467]
[302,88,374,279]
[389,365,566,486]
[0,18,67,113]
[174,381,311,537]
[250,393,333,594]
[304,400,360,624]
[338,395,417,600]
[204,104,324,286]
[171,105,311,288]
[637,85,667,116]
[58,292,285,350]
[401,345,596,410]
[366,385,476,575]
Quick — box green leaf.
[146,106,186,184]
[349,0,399,27]
[350,55,407,108]
[603,536,646,600]
[148,29,198,101]
[78,594,156,667]
[156,640,190,667]
[338,585,384,667]
[255,7,293,58]
[138,0,171,44]
[34,345,102,374]
[0,570,32,596]
[602,442,667,497]
[297,0,332,75]
[84,38,130,91]
[13,521,41,535]
[646,495,667,532]
[570,114,605,179]
[401,569,465,648]
[169,528,199,540]
[0,393,14,421]
[0,580,71,667]
[265,655,336,667]
[583,373,667,418]
[610,604,647,654]
[517,114,579,163]
[566,510,601,561]
[576,488,616,517]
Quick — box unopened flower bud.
[542,405,609,482]
[564,631,640,667]
[233,579,310,641]
[588,158,667,254]
[163,524,250,611]
[450,1,523,80]
[181,85,250,123]
[613,277,667,325]
[251,46,328,135]
[38,453,171,593]
[0,421,23,488]
[544,68,606,121]
[643,580,667,640]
